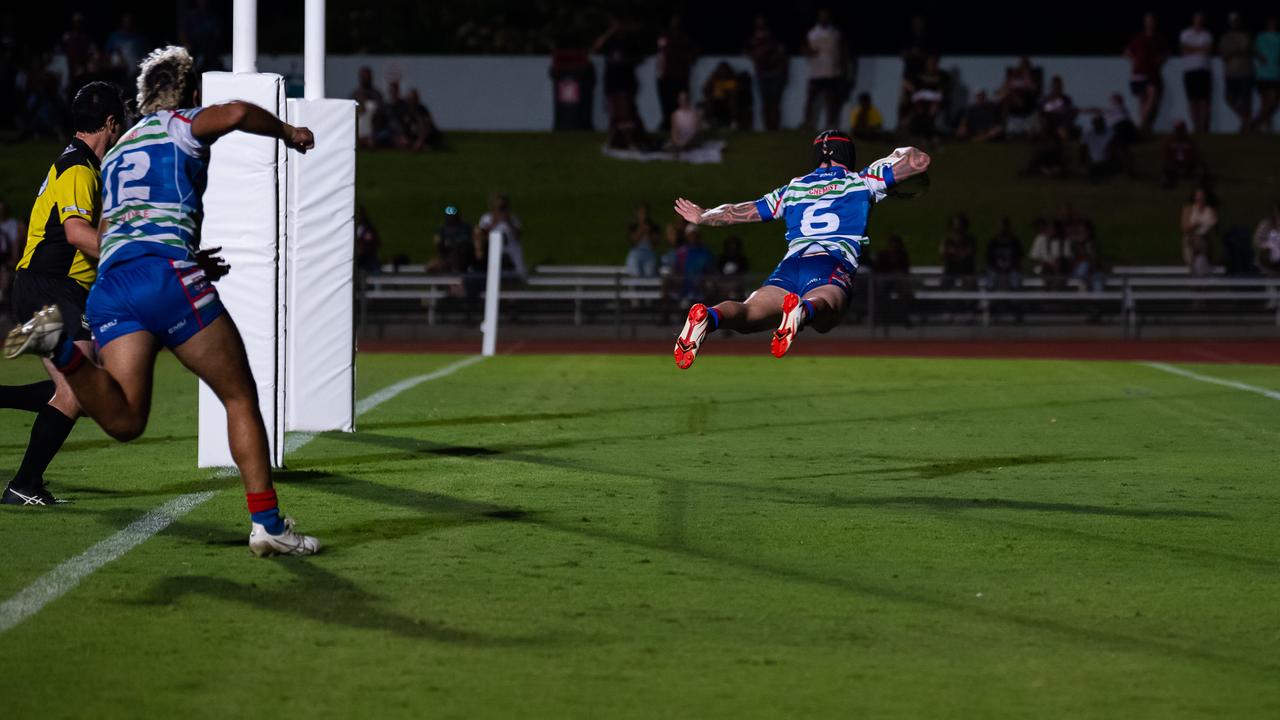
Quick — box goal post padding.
[198,72,287,468]
[285,98,356,433]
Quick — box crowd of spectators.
[350,67,443,151]
[619,201,752,308]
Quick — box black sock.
[0,381,56,413]
[11,406,76,490]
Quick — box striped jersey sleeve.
[163,108,209,158]
[859,155,898,203]
[754,182,790,221]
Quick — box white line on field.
[0,355,486,635]
[1142,361,1280,402]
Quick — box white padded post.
[481,230,502,357]
[198,72,287,468]
[285,98,356,433]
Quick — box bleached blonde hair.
[136,46,194,115]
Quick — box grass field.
[2,132,1277,271]
[1,351,1278,718]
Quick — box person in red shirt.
[1124,13,1170,132]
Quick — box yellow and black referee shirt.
[17,138,101,290]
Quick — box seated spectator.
[1253,200,1280,275]
[939,212,976,288]
[1038,76,1076,141]
[984,217,1023,290]
[351,66,383,149]
[1100,94,1137,176]
[478,193,527,278]
[955,90,1004,142]
[354,204,382,276]
[1069,221,1105,292]
[873,234,913,326]
[401,89,443,151]
[702,61,741,129]
[427,205,473,274]
[681,224,715,300]
[606,92,646,150]
[1180,188,1217,276]
[374,80,408,148]
[1220,225,1254,275]
[1080,114,1117,182]
[848,93,884,140]
[1162,121,1203,188]
[998,56,1042,134]
[1028,218,1070,280]
[907,54,949,142]
[668,90,700,151]
[625,203,660,277]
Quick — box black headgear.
[812,130,856,169]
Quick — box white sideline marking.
[1143,362,1280,402]
[0,355,486,634]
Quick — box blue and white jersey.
[753,155,899,266]
[98,108,210,274]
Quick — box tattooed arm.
[886,146,932,182]
[673,197,762,227]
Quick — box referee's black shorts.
[10,271,92,343]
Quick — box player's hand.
[195,247,231,282]
[285,125,315,153]
[674,198,705,225]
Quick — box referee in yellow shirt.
[0,82,124,505]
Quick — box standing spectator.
[985,218,1023,290]
[1099,93,1138,175]
[1125,13,1170,133]
[906,54,948,143]
[669,90,700,150]
[401,88,443,151]
[873,234,914,327]
[351,67,382,149]
[803,9,846,129]
[655,15,695,133]
[899,15,933,125]
[104,14,146,85]
[478,194,526,279]
[702,62,741,129]
[998,57,1042,135]
[180,0,224,73]
[1180,12,1214,134]
[939,213,977,289]
[1080,114,1117,182]
[1256,16,1280,131]
[1220,12,1255,133]
[1253,200,1280,275]
[1181,188,1218,276]
[0,198,23,311]
[746,15,788,131]
[594,16,643,138]
[1162,120,1203,187]
[955,90,1004,142]
[1028,218,1069,280]
[848,92,884,139]
[1039,76,1076,141]
[625,203,661,278]
[354,205,382,276]
[428,206,473,274]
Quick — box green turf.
[0,352,1278,718]
[2,132,1277,271]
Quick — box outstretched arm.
[886,146,931,182]
[191,101,315,152]
[674,198,761,227]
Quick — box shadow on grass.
[130,555,541,646]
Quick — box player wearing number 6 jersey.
[4,46,320,556]
[672,130,930,368]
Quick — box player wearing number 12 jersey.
[672,130,930,368]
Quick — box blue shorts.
[763,249,858,298]
[88,255,227,350]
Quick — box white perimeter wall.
[252,54,1251,133]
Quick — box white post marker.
[481,230,503,357]
[232,0,257,73]
[304,0,325,100]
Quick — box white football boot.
[248,516,322,557]
[4,305,64,359]
[674,303,711,370]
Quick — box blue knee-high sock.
[706,307,721,332]
[800,300,815,326]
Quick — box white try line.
[0,355,486,635]
[1142,361,1280,402]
